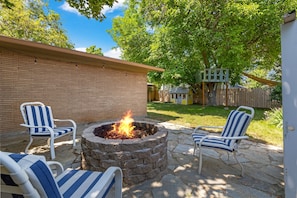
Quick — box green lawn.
[147,102,283,147]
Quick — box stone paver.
[1,121,284,197]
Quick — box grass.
[147,102,283,147]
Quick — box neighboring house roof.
[0,36,164,73]
[169,87,190,94]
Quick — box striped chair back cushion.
[1,153,62,198]
[25,105,55,133]
[221,110,251,147]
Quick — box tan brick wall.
[0,47,147,134]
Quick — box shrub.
[270,84,282,103]
[265,107,283,128]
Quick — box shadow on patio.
[1,120,284,198]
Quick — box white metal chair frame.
[20,102,77,159]
[192,106,255,176]
[0,152,39,197]
[0,152,123,198]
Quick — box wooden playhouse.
[169,86,193,105]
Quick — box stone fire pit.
[81,121,168,185]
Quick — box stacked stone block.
[81,122,168,185]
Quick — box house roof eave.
[0,36,164,73]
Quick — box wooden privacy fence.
[216,88,280,108]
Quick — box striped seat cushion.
[56,169,115,198]
[1,153,62,198]
[31,127,74,137]
[192,110,251,151]
[192,133,234,151]
[25,105,73,137]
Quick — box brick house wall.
[0,36,163,135]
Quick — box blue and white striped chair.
[0,151,123,198]
[192,106,254,176]
[20,102,77,159]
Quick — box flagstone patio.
[1,120,284,198]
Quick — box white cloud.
[75,47,87,52]
[102,0,126,15]
[60,0,126,16]
[59,2,81,15]
[104,48,122,59]
[74,47,122,59]
[146,25,155,34]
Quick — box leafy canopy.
[57,0,116,21]
[86,45,104,56]
[0,0,14,9]
[108,0,296,86]
[0,0,74,48]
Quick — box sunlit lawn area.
[147,102,283,147]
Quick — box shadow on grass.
[146,112,180,123]
[247,136,269,145]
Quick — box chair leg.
[193,143,197,156]
[71,123,77,148]
[193,143,203,174]
[49,138,56,159]
[47,138,51,147]
[72,133,76,147]
[198,147,203,174]
[25,136,33,154]
[233,152,244,176]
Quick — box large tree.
[86,45,104,56]
[108,1,152,63]
[1,0,117,20]
[108,0,296,105]
[0,0,74,48]
[57,0,116,21]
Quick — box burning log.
[95,110,155,139]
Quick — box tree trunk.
[206,82,217,106]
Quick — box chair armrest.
[193,126,224,133]
[47,161,64,177]
[217,136,249,140]
[84,166,123,198]
[21,124,48,128]
[199,135,249,144]
[20,124,55,135]
[53,119,77,128]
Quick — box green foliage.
[265,108,283,129]
[269,64,282,103]
[0,0,14,8]
[108,0,296,87]
[108,1,152,64]
[1,0,118,21]
[0,0,74,48]
[86,45,103,56]
[270,84,282,103]
[60,0,116,21]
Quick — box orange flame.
[112,110,135,138]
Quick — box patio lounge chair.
[20,102,77,159]
[192,106,254,176]
[0,151,123,198]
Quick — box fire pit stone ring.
[81,121,168,185]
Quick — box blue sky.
[48,0,125,59]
